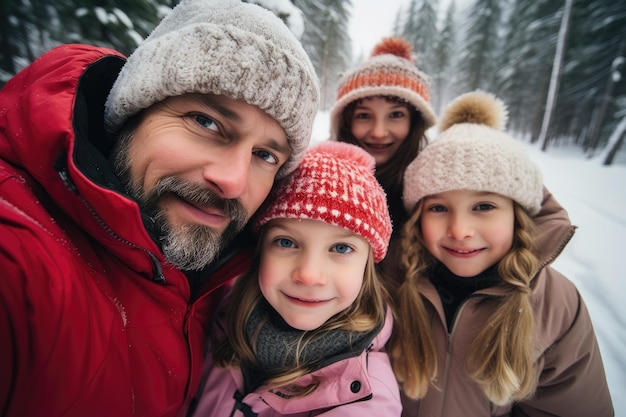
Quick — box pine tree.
[555,0,626,155]
[53,0,165,56]
[431,1,457,112]
[295,0,351,110]
[454,0,504,92]
[0,0,169,84]
[492,0,561,139]
[399,0,438,75]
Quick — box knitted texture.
[254,141,392,262]
[104,0,320,178]
[329,37,436,140]
[403,91,544,215]
[247,300,376,376]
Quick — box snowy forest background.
[1,0,625,164]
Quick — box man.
[0,0,319,416]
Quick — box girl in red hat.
[191,141,400,416]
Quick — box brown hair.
[338,96,427,190]
[389,201,539,405]
[337,96,428,226]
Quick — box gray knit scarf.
[241,299,378,392]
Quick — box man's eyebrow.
[266,138,291,157]
[194,94,290,156]
[195,95,242,122]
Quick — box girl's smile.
[421,190,515,277]
[258,218,369,331]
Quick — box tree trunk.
[585,34,626,157]
[598,115,626,166]
[538,0,574,151]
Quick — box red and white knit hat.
[254,141,392,262]
[329,37,436,140]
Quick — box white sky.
[347,0,408,59]
[311,110,625,415]
[347,0,458,60]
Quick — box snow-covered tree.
[398,0,438,75]
[245,0,306,39]
[556,0,626,156]
[493,0,561,138]
[537,0,573,151]
[295,0,351,110]
[454,0,504,92]
[431,1,457,112]
[0,0,169,83]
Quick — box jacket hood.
[532,187,576,269]
[0,45,165,275]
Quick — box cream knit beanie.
[329,37,436,140]
[402,91,543,215]
[104,0,320,177]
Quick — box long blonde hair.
[213,230,388,392]
[389,201,539,405]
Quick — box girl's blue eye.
[193,114,219,131]
[276,238,295,248]
[331,243,353,254]
[428,204,447,212]
[475,203,495,211]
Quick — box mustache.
[144,177,247,225]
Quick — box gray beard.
[153,202,241,271]
[111,133,247,270]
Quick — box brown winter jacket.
[399,189,614,417]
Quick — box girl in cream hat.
[390,91,613,417]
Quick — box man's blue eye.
[255,149,278,165]
[193,114,218,131]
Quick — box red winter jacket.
[0,45,251,417]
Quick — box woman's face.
[349,96,411,166]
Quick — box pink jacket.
[191,308,401,416]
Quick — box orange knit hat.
[329,37,436,140]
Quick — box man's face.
[113,94,290,270]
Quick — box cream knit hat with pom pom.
[104,0,319,178]
[402,91,543,215]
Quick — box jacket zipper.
[58,166,166,283]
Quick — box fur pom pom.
[439,90,508,133]
[312,141,376,172]
[371,37,413,61]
